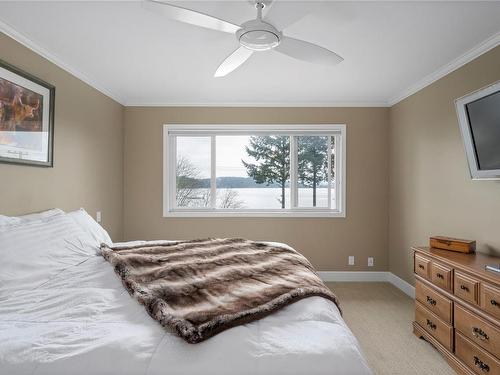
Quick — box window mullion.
[327,135,332,210]
[210,136,216,209]
[290,135,298,208]
[335,134,340,211]
[170,135,177,210]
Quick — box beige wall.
[0,33,124,240]
[123,107,389,271]
[388,46,500,284]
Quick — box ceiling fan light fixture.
[236,20,281,52]
[239,30,280,51]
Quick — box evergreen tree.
[297,136,330,207]
[242,136,290,208]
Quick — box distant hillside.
[216,177,282,188]
[178,176,282,188]
[178,176,329,189]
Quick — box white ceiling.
[0,1,499,106]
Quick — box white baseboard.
[386,272,416,299]
[319,271,415,299]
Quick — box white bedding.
[0,234,372,374]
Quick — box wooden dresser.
[413,246,500,375]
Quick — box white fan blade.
[214,47,253,77]
[264,1,309,30]
[275,36,343,66]
[142,0,240,34]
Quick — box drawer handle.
[426,319,436,330]
[473,356,490,372]
[436,273,444,279]
[460,285,470,292]
[491,299,499,307]
[418,264,425,270]
[426,296,437,306]
[472,327,490,341]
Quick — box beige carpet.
[327,282,456,375]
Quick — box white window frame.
[163,124,346,218]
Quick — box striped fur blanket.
[101,238,340,344]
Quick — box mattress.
[0,240,372,375]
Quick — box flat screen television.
[456,81,500,180]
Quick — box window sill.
[163,210,346,218]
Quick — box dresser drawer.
[455,271,479,305]
[481,284,500,320]
[430,262,453,291]
[415,301,453,351]
[415,280,453,323]
[455,303,500,358]
[455,332,500,375]
[415,254,431,280]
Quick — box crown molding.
[0,19,126,105]
[388,31,500,106]
[124,101,390,107]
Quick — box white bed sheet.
[0,241,372,375]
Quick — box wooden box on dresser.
[413,246,500,375]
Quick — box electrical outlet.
[368,257,374,267]
[348,256,355,266]
[96,211,102,223]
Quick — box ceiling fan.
[142,0,344,77]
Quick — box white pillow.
[0,215,19,226]
[0,208,64,230]
[66,208,112,248]
[18,208,64,221]
[0,214,96,295]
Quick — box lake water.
[181,187,335,209]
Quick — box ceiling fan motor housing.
[237,19,281,51]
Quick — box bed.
[0,209,372,375]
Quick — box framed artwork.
[0,59,55,167]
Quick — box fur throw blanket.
[101,238,340,344]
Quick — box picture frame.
[0,59,55,167]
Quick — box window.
[163,124,346,217]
